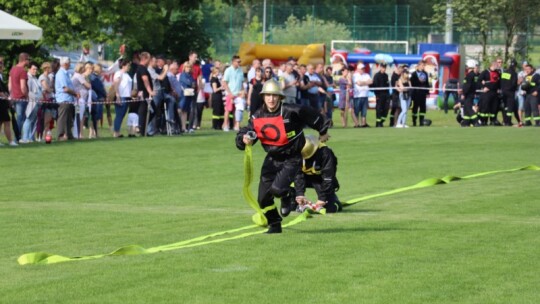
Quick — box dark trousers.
[443,91,458,113]
[411,95,427,126]
[258,154,302,224]
[479,90,497,124]
[308,93,320,111]
[524,94,539,125]
[57,103,74,139]
[138,94,154,136]
[212,95,224,130]
[502,91,516,124]
[375,94,390,126]
[462,94,476,126]
[389,93,401,126]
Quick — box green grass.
[1,110,539,303]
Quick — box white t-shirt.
[282,72,297,98]
[114,70,133,98]
[353,72,371,98]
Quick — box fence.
[201,4,539,62]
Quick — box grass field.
[1,110,539,304]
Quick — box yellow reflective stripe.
[531,82,536,86]
[262,205,276,213]
[212,115,224,119]
[501,73,511,80]
[286,130,296,138]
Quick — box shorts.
[235,109,244,122]
[225,94,235,112]
[127,113,139,127]
[234,97,245,111]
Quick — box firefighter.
[477,61,501,125]
[293,135,342,214]
[236,79,331,233]
[410,60,430,126]
[372,63,391,127]
[500,60,519,126]
[520,63,540,126]
[460,59,480,127]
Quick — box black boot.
[266,222,282,234]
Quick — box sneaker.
[265,222,282,234]
[9,141,18,147]
[222,127,230,132]
[19,139,28,144]
[188,128,195,133]
[395,124,403,128]
[403,125,409,128]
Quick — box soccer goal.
[331,40,409,55]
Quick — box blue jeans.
[21,104,39,141]
[353,97,368,118]
[397,94,411,126]
[15,101,28,134]
[114,98,129,132]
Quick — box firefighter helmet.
[301,135,320,159]
[466,59,479,69]
[260,79,284,97]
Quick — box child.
[233,90,246,131]
[127,99,139,137]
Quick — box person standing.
[461,60,480,127]
[410,60,430,126]
[500,60,518,126]
[112,60,133,138]
[477,61,501,126]
[352,63,372,128]
[37,62,54,142]
[372,63,391,127]
[89,64,107,138]
[235,79,331,233]
[389,65,403,127]
[0,56,16,146]
[136,52,154,136]
[520,63,540,126]
[337,68,351,128]
[21,62,41,143]
[247,67,264,114]
[210,67,225,130]
[179,62,196,133]
[281,63,297,104]
[396,69,412,128]
[222,55,244,132]
[55,57,78,141]
[9,52,30,140]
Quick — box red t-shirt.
[180,63,202,82]
[9,65,28,99]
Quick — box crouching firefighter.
[293,135,342,214]
[236,79,331,233]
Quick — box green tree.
[430,0,502,60]
[270,15,352,47]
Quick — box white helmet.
[466,59,479,69]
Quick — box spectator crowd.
[0,51,538,146]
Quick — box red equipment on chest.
[253,116,289,146]
[489,70,500,83]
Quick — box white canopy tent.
[0,10,42,40]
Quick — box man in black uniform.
[236,79,331,233]
[500,60,518,126]
[460,60,479,127]
[520,63,540,126]
[389,65,404,127]
[477,61,501,126]
[372,63,390,127]
[293,135,342,213]
[410,60,430,126]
